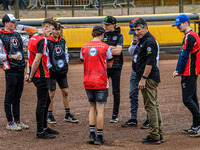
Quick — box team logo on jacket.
[57,59,64,68]
[89,48,97,56]
[54,46,63,56]
[11,37,19,48]
[113,36,117,41]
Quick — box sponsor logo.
[57,59,64,68]
[89,48,97,56]
[54,46,63,56]
[113,36,117,41]
[11,37,19,48]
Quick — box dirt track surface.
[0,59,200,150]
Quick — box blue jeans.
[107,68,121,117]
[181,75,200,127]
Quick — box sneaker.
[190,127,200,137]
[6,123,22,131]
[121,119,137,127]
[141,120,149,129]
[65,114,79,123]
[89,132,96,144]
[16,121,29,129]
[44,127,59,134]
[110,115,119,123]
[37,131,55,139]
[182,126,197,134]
[94,135,105,145]
[160,136,164,143]
[47,115,57,124]
[142,135,161,144]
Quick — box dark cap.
[57,22,64,29]
[2,14,20,25]
[92,26,105,34]
[103,16,116,24]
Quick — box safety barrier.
[62,23,198,48]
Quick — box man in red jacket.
[173,14,200,137]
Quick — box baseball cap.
[57,22,64,29]
[2,14,20,24]
[92,26,105,34]
[103,16,116,24]
[172,14,190,27]
[129,19,139,35]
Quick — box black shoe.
[94,135,105,145]
[65,114,79,123]
[160,136,164,143]
[47,115,57,124]
[142,135,161,144]
[109,115,119,123]
[37,131,56,139]
[45,127,59,134]
[141,120,149,129]
[121,119,137,127]
[89,132,96,144]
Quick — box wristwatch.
[142,75,148,79]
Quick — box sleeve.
[176,49,190,74]
[0,39,7,61]
[80,48,83,63]
[106,47,113,62]
[146,41,158,66]
[21,35,29,48]
[37,39,45,54]
[65,43,69,63]
[117,35,123,46]
[128,40,138,55]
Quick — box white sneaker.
[16,122,29,129]
[6,123,22,131]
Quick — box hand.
[24,74,29,82]
[132,35,138,44]
[11,54,21,60]
[173,71,181,78]
[27,77,32,83]
[138,78,146,90]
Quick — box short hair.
[132,18,147,29]
[187,20,190,26]
[92,31,103,37]
[42,18,58,29]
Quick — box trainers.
[110,115,119,123]
[190,127,200,137]
[182,126,197,134]
[121,119,137,127]
[94,135,105,145]
[16,121,29,129]
[160,136,164,143]
[37,131,55,139]
[141,120,149,129]
[89,132,96,144]
[47,115,57,124]
[6,122,22,131]
[45,127,59,134]
[142,135,161,144]
[65,114,79,123]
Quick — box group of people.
[0,12,200,145]
[1,0,27,10]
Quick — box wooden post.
[14,0,19,19]
[98,0,103,16]
[153,0,155,14]
[179,0,183,13]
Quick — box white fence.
[27,0,135,10]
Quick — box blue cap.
[129,22,135,35]
[172,14,190,27]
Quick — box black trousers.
[33,78,51,133]
[107,68,122,117]
[4,72,24,122]
[181,75,200,127]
